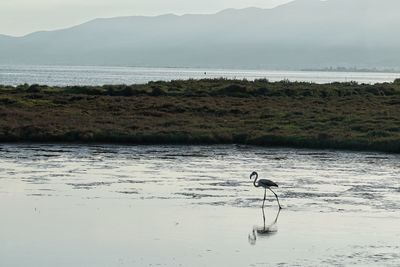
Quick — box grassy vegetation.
[1,78,400,153]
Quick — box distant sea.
[0,65,399,86]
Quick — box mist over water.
[0,144,399,266]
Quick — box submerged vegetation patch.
[1,78,400,153]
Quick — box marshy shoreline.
[1,78,400,153]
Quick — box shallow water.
[1,65,399,86]
[0,145,399,266]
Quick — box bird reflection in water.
[248,207,281,245]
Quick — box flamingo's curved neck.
[253,173,260,187]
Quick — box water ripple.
[0,144,399,213]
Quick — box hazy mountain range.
[1,0,400,70]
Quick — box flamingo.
[250,171,282,209]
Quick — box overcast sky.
[0,0,294,36]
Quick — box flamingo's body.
[250,171,282,209]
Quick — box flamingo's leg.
[262,188,266,208]
[269,188,282,209]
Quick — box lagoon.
[1,65,400,86]
[0,144,399,266]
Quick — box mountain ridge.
[1,0,399,69]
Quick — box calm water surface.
[1,65,400,86]
[0,145,399,266]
